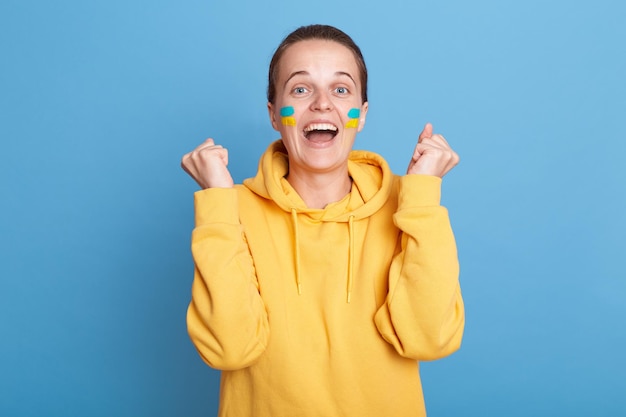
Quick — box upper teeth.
[304,123,337,132]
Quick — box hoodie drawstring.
[347,215,355,303]
[291,209,302,295]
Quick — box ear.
[267,102,280,131]
[357,101,369,133]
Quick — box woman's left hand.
[406,123,460,178]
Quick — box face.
[268,39,369,177]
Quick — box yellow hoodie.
[187,140,464,417]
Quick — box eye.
[292,86,308,95]
[335,86,349,95]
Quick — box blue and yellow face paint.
[280,106,296,126]
[345,108,360,128]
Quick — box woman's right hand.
[181,138,234,189]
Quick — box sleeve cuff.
[398,175,442,207]
[194,188,240,226]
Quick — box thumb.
[418,122,433,141]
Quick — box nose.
[310,90,333,112]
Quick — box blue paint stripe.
[280,106,295,117]
[347,108,360,119]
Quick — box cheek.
[280,106,296,127]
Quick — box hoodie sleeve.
[186,187,269,370]
[374,175,464,361]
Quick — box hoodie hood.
[243,140,396,303]
[243,140,395,220]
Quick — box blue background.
[1,0,624,416]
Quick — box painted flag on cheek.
[345,108,360,128]
[280,106,296,126]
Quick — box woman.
[182,24,464,417]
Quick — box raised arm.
[374,124,464,360]
[183,139,269,370]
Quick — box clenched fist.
[407,123,460,178]
[181,138,234,189]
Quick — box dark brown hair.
[267,24,368,104]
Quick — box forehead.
[278,39,361,81]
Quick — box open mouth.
[303,123,338,143]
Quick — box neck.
[286,170,352,209]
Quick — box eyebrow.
[283,71,357,89]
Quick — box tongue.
[307,131,336,143]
